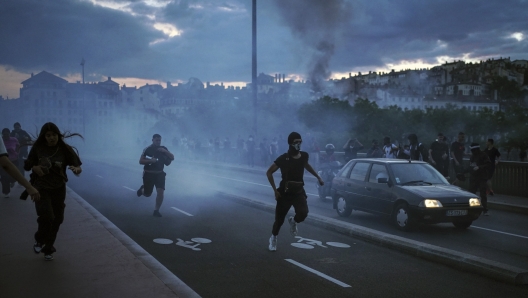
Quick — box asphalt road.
[66,159,528,297]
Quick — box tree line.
[298,96,528,160]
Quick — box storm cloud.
[0,0,527,96]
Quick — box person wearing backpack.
[382,136,398,158]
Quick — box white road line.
[472,226,528,239]
[96,175,103,178]
[123,186,136,191]
[171,207,194,217]
[201,173,319,196]
[285,259,351,288]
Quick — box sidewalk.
[0,185,200,298]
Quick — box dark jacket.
[469,151,491,180]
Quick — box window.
[349,162,370,181]
[368,164,389,183]
[338,162,355,178]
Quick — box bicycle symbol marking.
[153,237,212,251]
[291,236,350,250]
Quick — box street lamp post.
[252,0,258,137]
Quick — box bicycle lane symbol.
[290,236,351,249]
[153,237,212,251]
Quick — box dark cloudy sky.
[1,0,527,98]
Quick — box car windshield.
[390,163,449,185]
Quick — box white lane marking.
[472,226,528,239]
[96,175,103,178]
[171,207,194,217]
[201,173,318,196]
[285,259,351,288]
[123,186,136,191]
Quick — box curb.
[219,191,528,285]
[67,187,201,298]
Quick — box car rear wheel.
[452,221,472,229]
[336,196,352,217]
[393,202,414,231]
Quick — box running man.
[136,134,174,217]
[266,132,324,251]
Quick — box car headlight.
[419,199,443,208]
[469,198,481,207]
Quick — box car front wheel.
[393,202,414,231]
[336,196,352,217]
[452,221,472,229]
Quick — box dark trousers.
[34,185,66,254]
[272,192,309,236]
[469,178,487,212]
[433,157,449,177]
[0,167,15,195]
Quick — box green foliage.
[297,97,528,154]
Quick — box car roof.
[354,158,428,164]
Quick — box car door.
[332,161,355,197]
[345,162,371,209]
[363,163,394,215]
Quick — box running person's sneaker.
[44,254,54,261]
[288,216,298,236]
[136,185,144,197]
[33,242,43,254]
[269,235,277,251]
[153,210,162,217]
[4,193,9,198]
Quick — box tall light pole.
[252,0,258,137]
[80,58,85,84]
[80,58,86,136]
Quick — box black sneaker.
[136,185,144,197]
[44,254,54,261]
[153,210,162,217]
[33,242,43,254]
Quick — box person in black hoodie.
[24,122,83,261]
[265,132,324,251]
[468,143,491,215]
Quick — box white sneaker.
[288,216,298,236]
[268,235,277,251]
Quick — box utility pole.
[80,58,86,136]
[80,58,85,84]
[252,0,258,137]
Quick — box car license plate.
[446,210,468,216]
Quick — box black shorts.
[143,172,166,195]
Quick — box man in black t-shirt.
[136,134,174,217]
[265,132,324,251]
[429,133,449,177]
[484,138,501,195]
[450,132,467,185]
